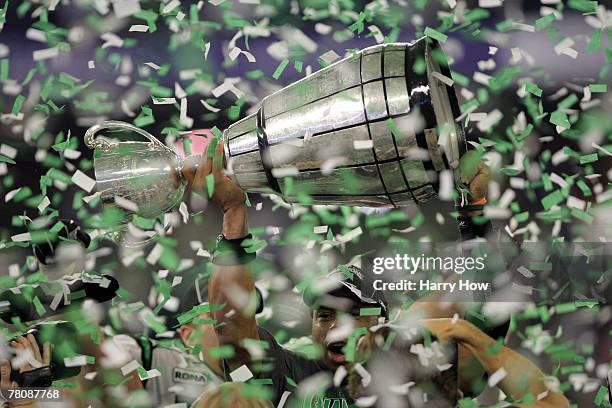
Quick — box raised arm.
[422,318,569,408]
[183,141,259,371]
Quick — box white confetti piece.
[26,28,46,43]
[488,46,498,55]
[353,140,373,149]
[33,47,59,61]
[517,266,535,278]
[277,391,292,408]
[473,71,492,86]
[211,77,243,99]
[319,50,340,64]
[446,0,456,8]
[477,58,496,71]
[113,0,141,18]
[582,86,591,102]
[64,355,88,367]
[228,47,241,61]
[432,71,454,87]
[162,0,181,14]
[5,188,21,202]
[554,38,577,59]
[551,149,569,165]
[477,109,503,132]
[101,32,124,49]
[72,170,96,192]
[339,227,362,243]
[271,167,299,178]
[88,60,95,69]
[84,371,98,380]
[38,196,50,212]
[314,226,328,234]
[229,364,253,382]
[196,248,210,258]
[438,170,454,201]
[484,206,511,219]
[114,196,139,212]
[171,276,183,287]
[121,359,141,375]
[315,23,332,34]
[479,0,503,7]
[145,62,161,70]
[488,367,507,387]
[179,98,193,128]
[139,368,161,380]
[204,41,211,60]
[11,233,31,242]
[200,99,220,113]
[0,144,17,159]
[321,157,347,175]
[153,97,176,105]
[367,25,384,44]
[146,243,163,265]
[129,25,149,32]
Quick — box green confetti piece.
[206,173,215,198]
[568,0,597,14]
[294,60,303,73]
[450,70,470,87]
[594,385,609,406]
[0,154,16,165]
[12,95,25,115]
[208,345,235,359]
[33,296,45,317]
[535,13,556,31]
[0,58,8,81]
[558,93,578,110]
[344,327,368,362]
[0,0,7,25]
[589,84,607,93]
[541,190,564,210]
[579,153,598,164]
[576,180,592,196]
[500,167,521,176]
[587,29,602,53]
[272,58,289,80]
[549,111,570,129]
[525,83,542,97]
[424,27,448,43]
[555,302,577,314]
[359,307,381,316]
[570,207,594,224]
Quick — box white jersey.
[112,335,222,407]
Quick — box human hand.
[10,334,51,374]
[457,150,490,204]
[1,334,50,408]
[419,318,495,352]
[182,139,246,213]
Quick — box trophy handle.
[84,120,172,153]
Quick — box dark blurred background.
[0,0,610,405]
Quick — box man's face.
[311,306,379,371]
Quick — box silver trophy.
[84,121,185,219]
[84,37,466,218]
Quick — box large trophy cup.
[84,37,466,218]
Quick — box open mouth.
[326,341,347,364]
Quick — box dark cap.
[303,264,388,318]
